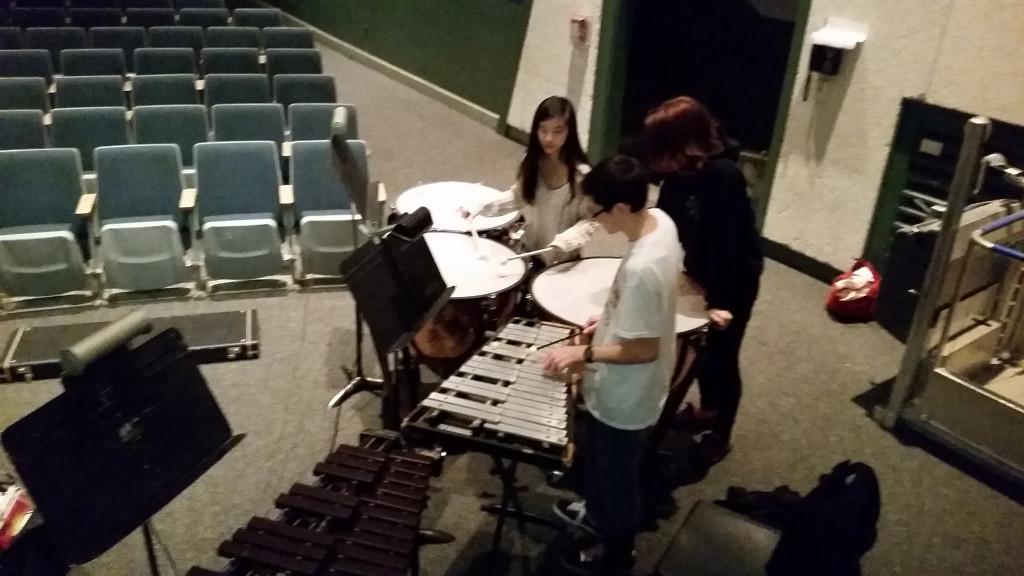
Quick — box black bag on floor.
[765,460,881,576]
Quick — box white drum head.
[424,232,526,299]
[531,257,708,334]
[396,181,520,232]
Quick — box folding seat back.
[148,26,205,55]
[200,47,260,75]
[134,47,197,75]
[88,27,146,70]
[211,102,284,147]
[261,27,313,50]
[25,27,86,68]
[60,47,126,76]
[0,76,49,112]
[265,48,321,77]
[0,50,53,82]
[206,26,260,49]
[0,109,47,150]
[233,8,281,29]
[0,148,90,298]
[132,103,208,166]
[51,106,130,170]
[0,28,23,50]
[131,73,199,106]
[124,8,176,28]
[194,140,284,281]
[273,73,335,110]
[95,143,189,291]
[55,75,126,108]
[203,72,270,106]
[177,8,229,28]
[69,8,124,29]
[289,102,357,142]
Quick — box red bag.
[826,259,880,323]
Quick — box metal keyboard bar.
[440,380,568,417]
[425,393,567,429]
[483,421,568,446]
[421,398,568,442]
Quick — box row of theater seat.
[0,45,320,80]
[0,139,369,306]
[0,101,358,168]
[0,25,314,66]
[2,5,282,29]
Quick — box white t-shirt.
[583,208,682,430]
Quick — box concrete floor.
[0,38,1022,576]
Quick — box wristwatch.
[583,345,594,363]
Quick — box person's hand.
[707,308,733,330]
[582,315,600,336]
[543,345,586,375]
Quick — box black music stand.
[340,207,452,429]
[0,312,242,576]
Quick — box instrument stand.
[481,456,561,556]
[141,521,161,576]
[330,303,384,409]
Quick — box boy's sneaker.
[553,499,599,535]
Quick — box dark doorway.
[619,0,799,157]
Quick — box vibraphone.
[187,432,435,576]
[402,318,577,552]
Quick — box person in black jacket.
[644,96,763,466]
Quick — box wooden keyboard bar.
[218,540,319,575]
[231,527,328,561]
[247,516,335,546]
[314,461,378,484]
[275,493,354,521]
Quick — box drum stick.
[528,332,576,352]
[504,247,554,262]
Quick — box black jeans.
[584,415,652,563]
[700,285,758,441]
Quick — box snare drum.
[395,181,520,236]
[530,257,708,334]
[414,232,528,363]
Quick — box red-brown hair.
[643,96,724,173]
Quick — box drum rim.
[425,231,529,300]
[529,256,711,333]
[396,181,521,232]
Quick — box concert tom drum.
[395,181,519,236]
[414,232,528,362]
[530,257,708,334]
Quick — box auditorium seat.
[0,49,53,82]
[60,48,126,77]
[201,47,260,75]
[124,8,176,28]
[0,27,23,50]
[265,48,321,77]
[262,27,313,50]
[193,140,289,286]
[203,72,270,106]
[0,77,49,112]
[211,103,284,148]
[134,47,197,75]
[11,8,67,29]
[206,26,260,49]
[233,8,281,29]
[69,8,123,29]
[132,73,199,106]
[55,75,126,108]
[149,26,206,55]
[51,106,129,171]
[175,0,226,8]
[132,104,208,166]
[123,0,174,8]
[0,148,92,302]
[291,139,366,279]
[289,103,357,141]
[94,143,190,293]
[25,27,86,68]
[273,74,335,110]
[0,109,47,150]
[178,8,229,28]
[75,0,123,8]
[89,27,146,71]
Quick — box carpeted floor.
[1,39,1022,576]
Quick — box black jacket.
[656,157,763,312]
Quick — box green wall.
[267,0,532,116]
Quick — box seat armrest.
[279,184,294,206]
[180,188,197,211]
[76,193,97,217]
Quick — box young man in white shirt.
[543,155,682,575]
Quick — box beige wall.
[764,0,1024,269]
[507,0,602,147]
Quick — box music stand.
[340,208,452,429]
[1,312,242,575]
